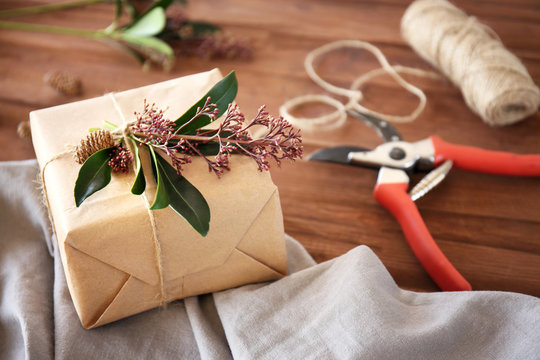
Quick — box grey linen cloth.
[1,160,539,360]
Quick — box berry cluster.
[108,145,133,174]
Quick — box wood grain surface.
[1,0,539,296]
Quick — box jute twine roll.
[401,0,540,126]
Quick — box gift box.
[30,69,287,329]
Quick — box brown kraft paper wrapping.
[30,69,287,329]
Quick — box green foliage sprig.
[0,0,250,70]
[73,71,303,236]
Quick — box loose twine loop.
[279,40,441,132]
[401,0,540,126]
[40,93,168,307]
[281,0,540,131]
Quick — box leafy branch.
[0,0,251,70]
[73,71,303,236]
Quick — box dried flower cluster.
[195,104,303,176]
[130,99,302,178]
[108,145,133,173]
[162,9,252,61]
[195,32,253,60]
[75,130,114,164]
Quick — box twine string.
[401,0,540,126]
[280,40,440,131]
[40,146,77,257]
[107,93,167,306]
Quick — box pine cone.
[44,71,82,96]
[75,130,114,164]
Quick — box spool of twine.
[401,0,540,126]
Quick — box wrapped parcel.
[30,69,287,329]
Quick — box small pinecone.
[44,71,82,96]
[74,130,114,164]
[17,120,32,139]
[108,145,133,173]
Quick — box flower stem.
[0,20,106,40]
[0,0,107,19]
[133,131,272,146]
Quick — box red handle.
[431,136,540,176]
[374,182,472,292]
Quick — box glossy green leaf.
[149,148,210,236]
[195,133,236,156]
[120,33,174,58]
[74,147,113,207]
[124,7,166,37]
[111,40,148,66]
[129,139,146,195]
[148,146,170,209]
[173,71,238,134]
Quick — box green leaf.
[129,139,146,195]
[109,40,147,65]
[120,33,174,58]
[112,0,139,21]
[148,147,211,236]
[74,147,113,207]
[196,142,221,156]
[124,7,166,37]
[147,0,176,12]
[173,71,238,134]
[183,21,221,38]
[148,146,170,209]
[103,120,119,130]
[122,0,139,20]
[159,21,221,41]
[114,0,123,21]
[195,132,236,156]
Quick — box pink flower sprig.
[129,99,303,177]
[108,145,133,174]
[193,104,303,176]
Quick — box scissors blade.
[347,109,402,143]
[308,146,370,165]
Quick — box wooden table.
[1,0,539,296]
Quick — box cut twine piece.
[108,93,168,307]
[280,40,440,131]
[401,0,540,126]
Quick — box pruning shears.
[309,109,540,291]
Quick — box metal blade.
[409,160,453,201]
[347,109,402,143]
[308,146,370,164]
